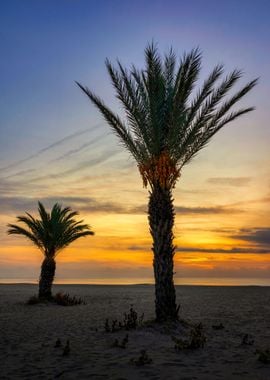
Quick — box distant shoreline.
[0,282,269,287]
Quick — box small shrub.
[105,318,111,332]
[105,318,120,332]
[172,322,206,351]
[104,306,144,332]
[123,307,142,329]
[62,340,70,356]
[130,350,152,366]
[54,292,86,306]
[26,293,86,306]
[112,338,120,347]
[241,334,254,346]
[54,338,62,348]
[121,333,129,348]
[256,349,270,364]
[189,323,206,349]
[112,334,129,349]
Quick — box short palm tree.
[76,43,257,322]
[7,202,94,299]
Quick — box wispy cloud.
[176,246,270,254]
[231,228,270,246]
[3,169,37,180]
[50,133,107,163]
[220,194,270,208]
[0,195,128,214]
[25,149,120,183]
[207,177,251,186]
[0,123,104,172]
[0,188,246,220]
[3,134,108,180]
[128,245,270,254]
[174,206,242,214]
[131,205,243,215]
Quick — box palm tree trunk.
[38,257,56,299]
[148,184,178,322]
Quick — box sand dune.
[0,284,270,379]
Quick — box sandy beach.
[0,284,270,379]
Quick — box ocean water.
[0,277,270,286]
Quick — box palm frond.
[38,201,50,225]
[173,48,202,114]
[186,64,224,126]
[106,59,151,151]
[174,69,247,162]
[7,224,42,248]
[208,107,255,137]
[164,48,176,89]
[75,81,145,161]
[143,42,167,153]
[207,78,258,128]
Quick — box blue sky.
[1,0,269,161]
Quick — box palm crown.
[77,43,257,190]
[7,202,94,258]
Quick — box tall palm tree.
[7,202,94,299]
[76,43,257,322]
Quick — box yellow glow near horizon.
[1,116,270,284]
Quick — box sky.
[0,0,270,284]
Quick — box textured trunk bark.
[38,257,56,299]
[148,184,178,322]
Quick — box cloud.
[50,133,107,163]
[15,149,120,184]
[0,192,244,218]
[207,177,251,186]
[224,195,270,208]
[4,168,37,180]
[0,178,24,195]
[0,195,127,214]
[128,245,270,254]
[0,197,37,214]
[174,206,242,214]
[231,228,270,246]
[176,246,270,254]
[0,123,104,172]
[3,134,108,180]
[131,205,243,215]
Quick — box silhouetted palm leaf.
[7,202,94,258]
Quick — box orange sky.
[1,130,269,284]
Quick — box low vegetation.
[105,306,144,332]
[256,349,270,364]
[130,350,153,366]
[54,292,86,306]
[26,293,86,306]
[172,322,206,350]
[111,334,129,349]
[241,333,254,346]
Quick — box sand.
[0,284,270,380]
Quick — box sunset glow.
[0,0,269,284]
